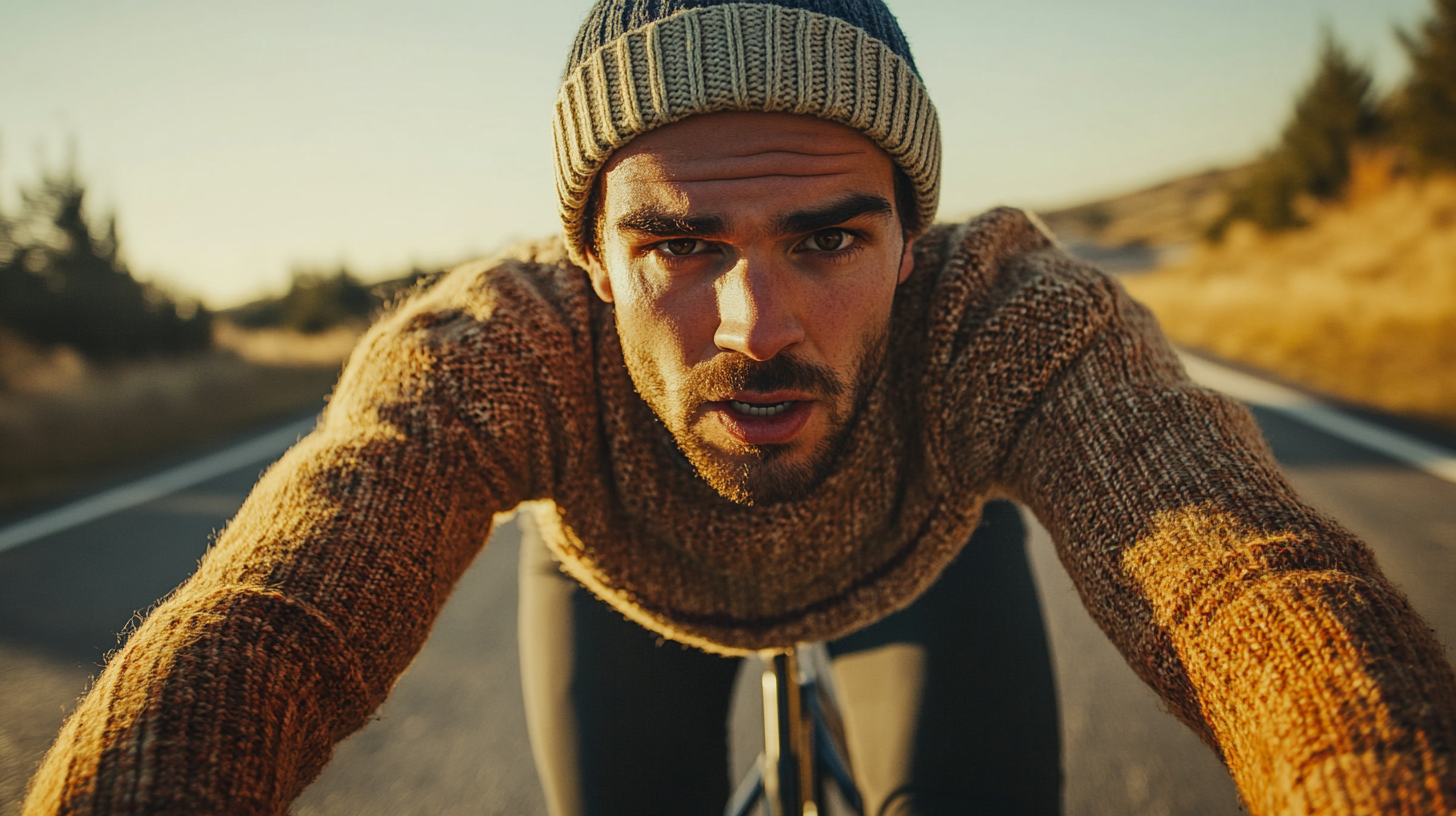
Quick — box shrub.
[228,265,443,335]
[0,166,211,361]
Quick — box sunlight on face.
[585,112,916,505]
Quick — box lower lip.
[709,401,813,446]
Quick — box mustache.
[686,352,845,402]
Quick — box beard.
[620,319,889,506]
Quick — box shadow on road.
[0,490,243,669]
[0,472,258,813]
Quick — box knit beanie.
[553,0,942,266]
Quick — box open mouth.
[709,396,813,446]
[727,399,793,417]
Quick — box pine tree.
[1281,33,1382,198]
[0,146,18,301]
[1397,0,1456,171]
[0,164,211,359]
[1210,32,1381,238]
[0,191,13,277]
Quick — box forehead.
[598,112,895,219]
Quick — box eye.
[799,228,855,252]
[658,238,710,257]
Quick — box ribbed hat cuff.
[553,2,942,267]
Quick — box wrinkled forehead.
[598,112,896,220]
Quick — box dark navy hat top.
[566,0,919,79]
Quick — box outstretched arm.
[22,254,584,815]
[1000,272,1456,814]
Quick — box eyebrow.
[773,193,893,236]
[612,192,894,240]
[614,210,727,238]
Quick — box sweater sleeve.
[22,254,591,815]
[998,267,1456,813]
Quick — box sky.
[0,0,1433,307]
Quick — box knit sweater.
[23,208,1456,815]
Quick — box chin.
[680,437,838,507]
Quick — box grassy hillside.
[1040,164,1255,250]
[0,324,357,515]
[1031,164,1254,274]
[0,263,430,516]
[1121,175,1456,429]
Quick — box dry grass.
[212,321,365,367]
[0,322,362,515]
[1123,174,1456,429]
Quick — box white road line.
[1179,352,1456,485]
[0,417,316,554]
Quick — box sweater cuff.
[1178,569,1456,814]
[24,587,372,816]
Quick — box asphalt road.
[2,375,1454,815]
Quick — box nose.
[712,254,805,362]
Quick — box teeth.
[728,400,793,417]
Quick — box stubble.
[620,317,890,506]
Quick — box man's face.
[585,111,916,505]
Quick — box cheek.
[612,274,718,370]
[803,270,897,360]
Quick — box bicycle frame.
[725,645,864,816]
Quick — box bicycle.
[726,643,864,816]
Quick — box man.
[23,1,1456,814]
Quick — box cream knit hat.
[553,0,942,266]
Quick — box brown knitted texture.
[24,209,1456,814]
[552,3,941,266]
